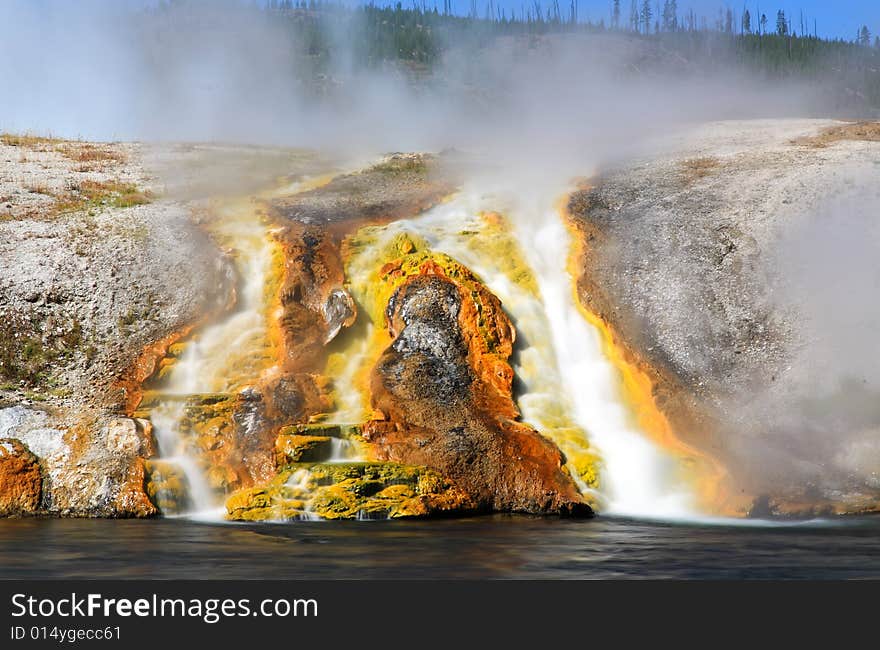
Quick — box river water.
[1,516,878,579]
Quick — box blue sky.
[10,1,878,41]
[479,1,879,38]
[571,1,879,38]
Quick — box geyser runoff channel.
[410,190,698,518]
[149,189,292,518]
[149,177,698,519]
[508,199,696,518]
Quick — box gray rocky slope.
[572,119,880,513]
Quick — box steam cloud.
[1,0,820,167]
[750,182,880,498]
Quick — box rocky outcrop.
[263,220,350,423]
[51,417,156,517]
[0,156,230,415]
[271,154,455,227]
[223,155,594,519]
[275,434,333,464]
[273,423,362,465]
[365,267,591,516]
[0,438,42,516]
[262,154,458,427]
[0,407,156,517]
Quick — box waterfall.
[145,174,699,520]
[146,194,283,517]
[149,400,216,515]
[505,200,697,518]
[356,189,698,518]
[327,437,360,462]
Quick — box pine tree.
[662,0,676,32]
[612,0,620,29]
[725,8,733,34]
[760,13,767,35]
[742,9,751,34]
[640,0,651,34]
[629,0,639,32]
[776,10,787,36]
[859,25,871,47]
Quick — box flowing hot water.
[148,180,321,517]
[149,176,700,519]
[341,189,699,518]
[149,195,277,516]
[504,194,697,518]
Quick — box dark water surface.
[1,515,878,579]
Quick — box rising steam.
[740,181,880,500]
[1,0,821,166]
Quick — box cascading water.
[321,332,370,462]
[145,170,699,520]
[145,173,332,517]
[324,327,374,426]
[408,200,600,498]
[164,208,276,396]
[149,401,216,515]
[148,195,277,517]
[327,437,360,462]
[505,197,697,518]
[343,189,699,519]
